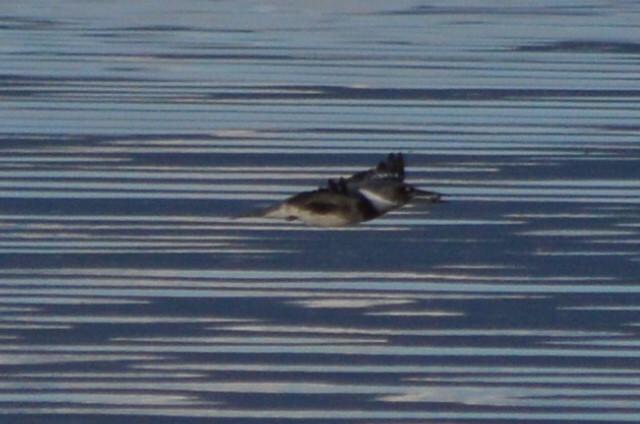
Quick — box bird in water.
[242,153,442,227]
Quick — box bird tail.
[235,203,288,220]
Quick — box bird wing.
[324,153,405,194]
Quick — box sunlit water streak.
[2,1,640,423]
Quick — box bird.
[242,153,442,227]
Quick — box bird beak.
[413,188,443,203]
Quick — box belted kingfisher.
[243,153,442,226]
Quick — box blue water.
[2,1,640,422]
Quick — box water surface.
[2,1,640,423]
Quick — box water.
[2,1,640,422]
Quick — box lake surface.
[2,1,640,422]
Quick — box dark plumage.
[243,153,442,226]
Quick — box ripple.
[2,0,640,422]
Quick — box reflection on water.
[2,0,640,422]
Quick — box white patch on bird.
[297,210,354,227]
[358,189,400,213]
[263,203,352,226]
[261,203,293,219]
